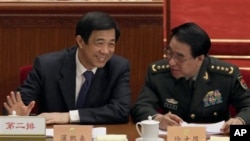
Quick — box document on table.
[46,128,53,138]
[208,136,229,141]
[159,120,225,135]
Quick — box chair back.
[19,65,37,115]
[229,69,250,117]
[19,65,33,84]
[240,69,250,87]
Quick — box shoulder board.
[150,60,170,73]
[208,57,236,76]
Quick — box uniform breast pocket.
[202,103,228,122]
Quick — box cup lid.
[140,120,159,124]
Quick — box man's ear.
[197,55,205,61]
[75,35,85,47]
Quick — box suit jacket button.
[213,112,218,116]
[190,114,195,119]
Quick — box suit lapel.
[174,78,192,106]
[189,78,210,112]
[189,58,211,112]
[58,47,77,110]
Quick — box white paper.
[159,120,225,135]
[208,136,229,141]
[96,134,128,141]
[92,127,107,138]
[46,128,53,138]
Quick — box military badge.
[238,76,248,90]
[164,98,178,110]
[203,90,223,107]
[203,72,209,80]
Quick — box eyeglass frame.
[165,49,194,64]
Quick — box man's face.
[166,36,204,79]
[76,29,116,69]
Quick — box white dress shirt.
[69,48,97,123]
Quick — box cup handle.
[136,122,142,136]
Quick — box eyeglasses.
[165,49,193,64]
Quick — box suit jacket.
[18,46,131,124]
[131,56,250,124]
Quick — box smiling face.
[76,29,116,70]
[167,36,204,79]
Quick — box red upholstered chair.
[19,65,33,84]
[19,65,37,115]
[240,69,250,87]
[229,69,250,117]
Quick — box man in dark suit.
[131,22,250,134]
[4,11,131,125]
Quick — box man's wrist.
[152,114,163,121]
[236,117,245,125]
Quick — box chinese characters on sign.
[6,122,35,130]
[167,126,206,141]
[174,136,200,141]
[0,116,45,136]
[54,125,92,141]
[60,134,87,141]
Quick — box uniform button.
[190,114,195,119]
[213,112,218,116]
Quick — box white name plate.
[0,116,46,136]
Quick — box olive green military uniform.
[131,57,250,124]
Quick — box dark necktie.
[76,71,94,108]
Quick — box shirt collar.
[75,48,97,77]
[186,73,198,81]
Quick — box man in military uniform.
[131,22,250,134]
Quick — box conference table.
[44,121,154,141]
[44,121,143,141]
[0,120,229,141]
[0,120,163,141]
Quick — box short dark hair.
[75,11,120,44]
[170,22,211,57]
